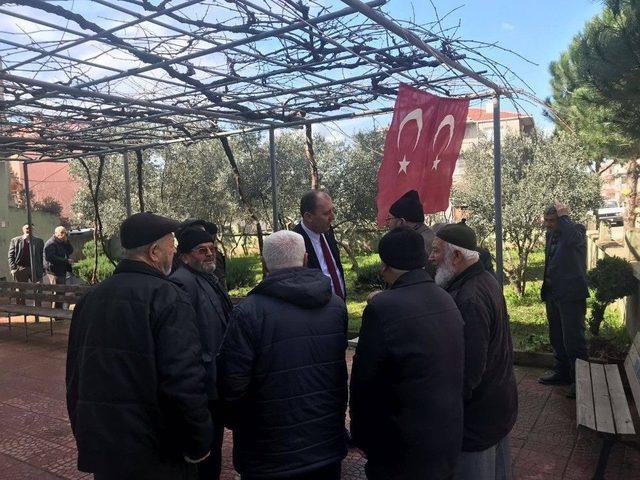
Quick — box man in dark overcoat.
[430,221,517,480]
[171,227,233,480]
[350,227,465,480]
[66,212,212,480]
[538,202,589,396]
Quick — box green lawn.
[228,251,630,356]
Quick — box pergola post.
[22,161,37,284]
[269,127,279,232]
[493,95,504,287]
[122,151,132,217]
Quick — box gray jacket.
[8,235,44,279]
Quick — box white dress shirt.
[300,220,345,296]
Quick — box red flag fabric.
[376,83,470,225]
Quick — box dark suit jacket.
[8,235,44,279]
[293,222,346,296]
[541,216,589,302]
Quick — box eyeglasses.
[192,246,215,256]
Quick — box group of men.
[64,187,587,480]
[8,224,74,295]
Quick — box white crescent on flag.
[432,114,455,170]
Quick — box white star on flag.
[398,157,410,174]
[432,158,441,170]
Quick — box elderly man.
[176,219,227,290]
[8,223,44,284]
[539,202,589,396]
[44,226,74,309]
[170,227,233,480]
[217,230,348,480]
[293,190,345,299]
[386,190,435,271]
[66,212,212,480]
[351,227,464,480]
[430,221,517,480]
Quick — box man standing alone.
[430,221,517,479]
[538,203,589,396]
[293,190,345,299]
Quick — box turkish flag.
[376,83,469,225]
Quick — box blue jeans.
[453,436,512,480]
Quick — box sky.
[323,0,605,137]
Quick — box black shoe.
[538,370,572,385]
[565,383,576,399]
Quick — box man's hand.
[554,200,569,217]
[184,451,210,464]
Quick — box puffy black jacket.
[170,263,232,399]
[44,236,73,276]
[446,261,518,452]
[217,267,348,479]
[66,259,212,476]
[350,269,465,480]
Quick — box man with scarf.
[171,227,233,480]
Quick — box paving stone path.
[0,320,638,479]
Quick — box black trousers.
[94,462,197,480]
[545,298,588,378]
[241,461,341,480]
[197,400,225,479]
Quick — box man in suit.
[293,190,345,299]
[538,202,589,397]
[8,223,44,289]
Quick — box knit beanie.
[378,227,426,270]
[435,219,477,251]
[389,190,424,223]
[177,227,214,254]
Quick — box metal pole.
[269,127,279,232]
[493,95,504,287]
[123,152,132,217]
[22,161,37,284]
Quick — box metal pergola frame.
[0,0,519,284]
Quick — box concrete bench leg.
[593,434,615,480]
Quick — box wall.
[0,207,61,281]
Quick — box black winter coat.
[446,261,518,452]
[217,267,348,479]
[170,263,232,399]
[66,260,212,476]
[44,236,73,276]
[541,216,589,302]
[350,269,465,480]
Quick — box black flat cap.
[178,218,217,236]
[120,212,180,249]
[378,226,426,270]
[389,190,424,223]
[436,219,477,251]
[177,227,214,254]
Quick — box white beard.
[434,260,456,287]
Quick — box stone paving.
[0,320,639,479]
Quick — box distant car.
[597,200,624,226]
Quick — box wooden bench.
[575,332,640,479]
[0,281,92,337]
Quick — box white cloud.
[501,22,515,31]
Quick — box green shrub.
[587,256,636,335]
[354,260,385,291]
[226,255,261,291]
[73,254,115,284]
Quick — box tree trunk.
[135,149,145,212]
[305,124,319,189]
[625,158,639,228]
[338,239,358,270]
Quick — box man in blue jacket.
[538,202,589,396]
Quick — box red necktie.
[320,234,344,299]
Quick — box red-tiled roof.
[467,107,529,122]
